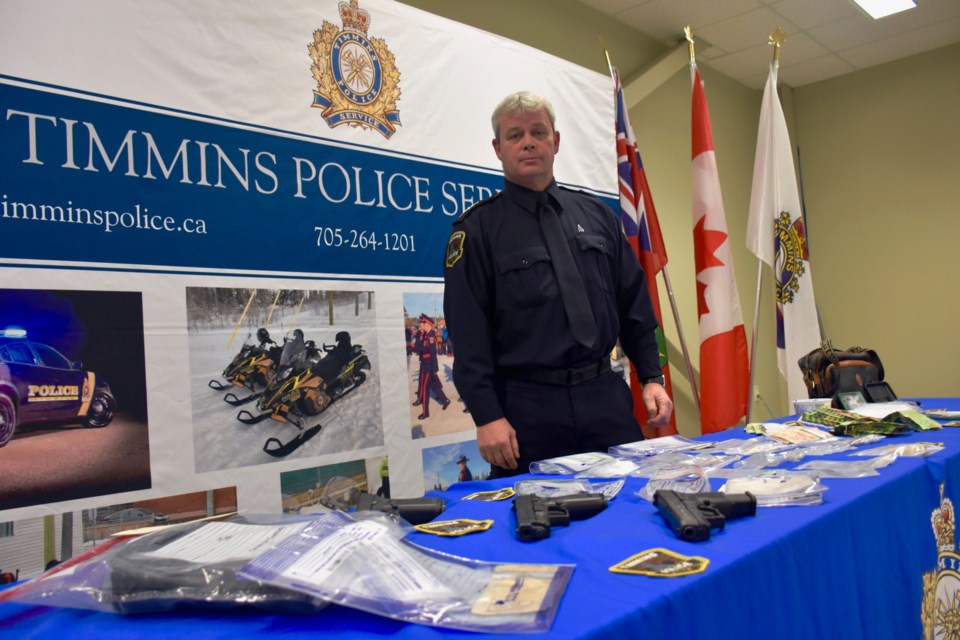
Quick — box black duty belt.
[503,359,611,387]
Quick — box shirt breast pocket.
[495,246,558,308]
[575,233,613,292]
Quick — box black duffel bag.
[798,340,886,406]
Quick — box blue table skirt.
[3,397,959,639]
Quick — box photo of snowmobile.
[236,329,371,457]
[207,328,281,406]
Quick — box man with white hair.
[443,91,672,478]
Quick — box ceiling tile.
[810,4,960,50]
[617,0,763,44]
[703,42,773,82]
[696,6,800,54]
[704,31,829,87]
[579,0,960,86]
[767,0,859,30]
[578,0,655,15]
[838,16,960,69]
[698,45,729,60]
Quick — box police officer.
[414,313,451,420]
[457,454,473,482]
[443,91,673,478]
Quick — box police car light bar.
[1,328,27,338]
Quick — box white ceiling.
[579,0,960,88]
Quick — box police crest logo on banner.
[309,0,402,139]
[922,483,960,637]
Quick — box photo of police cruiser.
[0,328,116,447]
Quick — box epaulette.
[558,184,597,198]
[452,191,502,225]
[558,184,610,212]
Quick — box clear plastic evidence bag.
[238,510,573,633]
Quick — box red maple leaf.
[693,214,728,318]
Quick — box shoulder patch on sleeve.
[445,230,467,268]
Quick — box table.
[3,398,959,639]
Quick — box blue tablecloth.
[3,398,959,639]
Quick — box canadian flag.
[691,65,750,433]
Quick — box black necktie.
[538,196,597,348]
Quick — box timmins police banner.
[0,0,614,538]
[0,0,615,279]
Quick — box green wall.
[793,42,960,403]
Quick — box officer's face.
[493,107,560,192]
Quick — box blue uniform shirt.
[443,178,661,426]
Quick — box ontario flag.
[746,62,821,403]
[690,64,750,433]
[613,67,677,438]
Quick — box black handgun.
[512,491,608,541]
[652,490,757,542]
[355,492,445,526]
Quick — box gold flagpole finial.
[684,25,695,62]
[769,27,786,63]
[598,34,614,76]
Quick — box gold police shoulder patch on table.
[463,487,515,501]
[413,518,493,537]
[446,230,466,268]
[609,548,709,578]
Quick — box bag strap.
[821,339,839,368]
[823,339,871,364]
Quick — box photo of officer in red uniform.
[413,314,451,420]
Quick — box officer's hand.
[476,418,520,469]
[641,383,674,428]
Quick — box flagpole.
[656,29,702,419]
[747,28,787,424]
[747,261,763,423]
[661,265,700,417]
[795,145,828,341]
[602,39,701,422]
